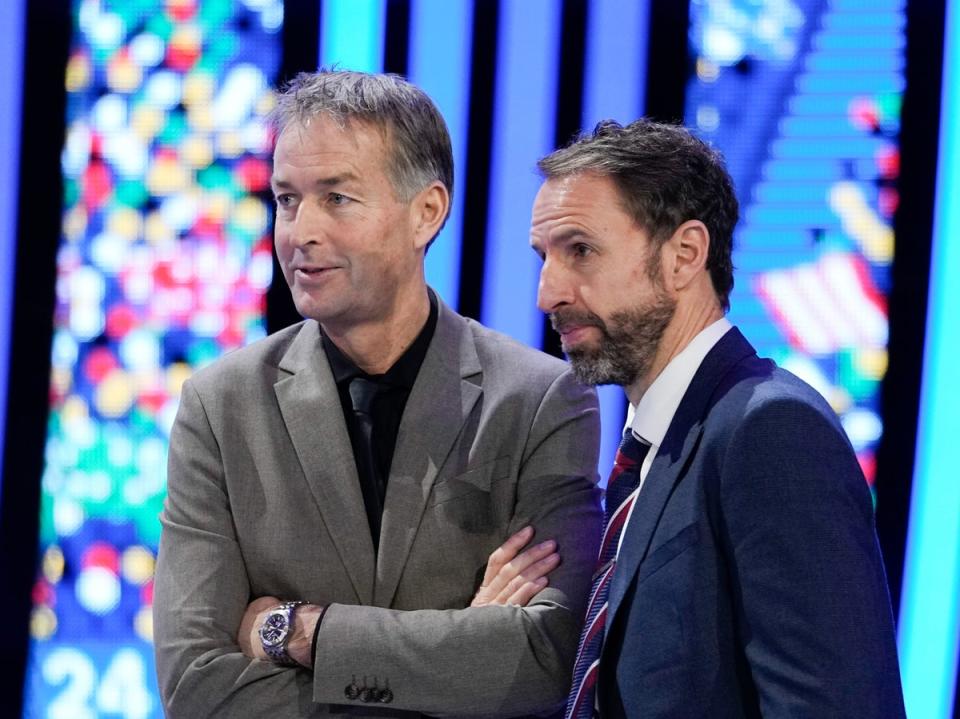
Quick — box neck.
[323,286,432,375]
[624,298,723,406]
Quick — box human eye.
[274,193,296,209]
[328,192,351,206]
[572,242,593,258]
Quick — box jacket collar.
[606,327,757,626]
[273,296,482,606]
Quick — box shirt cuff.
[310,604,328,667]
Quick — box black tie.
[349,377,386,549]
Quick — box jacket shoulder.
[706,353,848,450]
[185,321,309,393]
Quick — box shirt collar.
[322,290,439,390]
[626,317,732,447]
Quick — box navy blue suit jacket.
[598,327,905,718]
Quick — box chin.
[562,336,599,356]
[293,300,336,324]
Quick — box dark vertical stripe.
[457,0,499,321]
[0,1,70,714]
[644,0,690,124]
[280,0,321,81]
[875,0,944,621]
[553,0,589,150]
[383,0,411,76]
[267,0,323,334]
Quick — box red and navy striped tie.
[565,429,650,719]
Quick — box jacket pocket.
[636,523,700,586]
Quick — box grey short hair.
[271,70,454,210]
[538,119,738,311]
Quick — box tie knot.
[349,377,383,415]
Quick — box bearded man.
[530,119,906,718]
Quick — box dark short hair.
[537,119,738,311]
[271,70,454,215]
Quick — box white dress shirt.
[618,317,732,552]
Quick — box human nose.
[288,201,323,248]
[537,257,573,314]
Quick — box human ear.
[665,220,710,291]
[410,181,450,251]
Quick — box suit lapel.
[274,321,375,605]
[374,301,483,607]
[606,328,756,625]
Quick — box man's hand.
[471,526,560,607]
[238,596,325,668]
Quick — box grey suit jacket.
[154,299,603,718]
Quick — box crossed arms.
[154,368,602,717]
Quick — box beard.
[551,289,676,387]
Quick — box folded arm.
[155,370,602,717]
[305,369,602,714]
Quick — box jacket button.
[344,681,360,700]
[360,687,376,703]
[378,688,393,704]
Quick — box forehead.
[531,172,632,229]
[273,115,389,169]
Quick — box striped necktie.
[565,428,650,719]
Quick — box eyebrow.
[530,227,587,256]
[545,227,590,247]
[270,173,359,191]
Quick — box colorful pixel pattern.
[687,0,904,491]
[25,1,281,716]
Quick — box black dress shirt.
[321,291,438,548]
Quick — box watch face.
[259,611,289,647]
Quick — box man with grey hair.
[531,119,905,717]
[154,70,602,717]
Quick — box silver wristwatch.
[258,601,305,666]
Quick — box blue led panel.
[22,1,282,716]
[320,0,386,72]
[481,0,562,347]
[582,0,650,481]
[582,0,649,131]
[897,0,960,714]
[686,0,904,497]
[409,0,472,309]
[0,0,26,496]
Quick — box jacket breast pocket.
[429,455,512,506]
[636,523,700,586]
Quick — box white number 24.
[42,647,154,719]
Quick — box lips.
[292,265,341,283]
[551,317,601,337]
[556,325,597,347]
[551,311,604,349]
